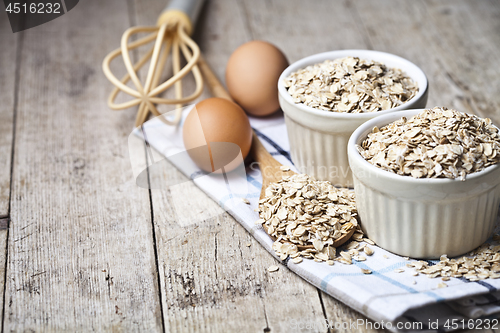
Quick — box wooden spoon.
[198,58,355,250]
[250,133,356,250]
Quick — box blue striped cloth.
[134,107,500,332]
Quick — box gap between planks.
[1,28,24,333]
[126,0,167,331]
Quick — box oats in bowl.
[277,50,428,187]
[357,106,500,180]
[347,108,500,258]
[283,56,418,113]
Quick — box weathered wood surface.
[422,0,500,125]
[0,0,500,332]
[3,0,162,331]
[352,0,500,124]
[0,12,18,330]
[0,13,17,217]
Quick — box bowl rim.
[347,108,500,184]
[277,49,429,120]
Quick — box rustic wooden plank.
[147,162,329,333]
[4,0,162,331]
[349,0,463,115]
[0,12,17,328]
[421,0,500,124]
[193,0,253,90]
[0,14,17,217]
[241,0,368,63]
[131,0,331,331]
[350,0,500,124]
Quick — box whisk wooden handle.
[158,0,205,34]
[197,55,233,101]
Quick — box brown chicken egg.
[183,98,253,172]
[226,40,289,117]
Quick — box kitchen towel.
[132,107,500,332]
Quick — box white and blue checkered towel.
[133,107,500,332]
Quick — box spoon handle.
[197,54,234,101]
[250,132,282,169]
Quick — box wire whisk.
[102,0,205,127]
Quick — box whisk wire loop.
[102,18,203,127]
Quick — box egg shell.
[226,40,289,117]
[183,98,253,172]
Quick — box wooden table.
[1,0,499,331]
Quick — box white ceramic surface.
[348,109,500,259]
[278,50,428,187]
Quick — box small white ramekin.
[278,50,428,187]
[348,109,500,259]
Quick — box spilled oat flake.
[408,239,500,281]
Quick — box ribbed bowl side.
[284,115,353,187]
[354,176,500,259]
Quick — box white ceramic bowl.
[348,109,500,259]
[278,50,428,187]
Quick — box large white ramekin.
[278,50,428,187]
[348,109,500,259]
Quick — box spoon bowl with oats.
[198,55,358,259]
[251,132,357,253]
